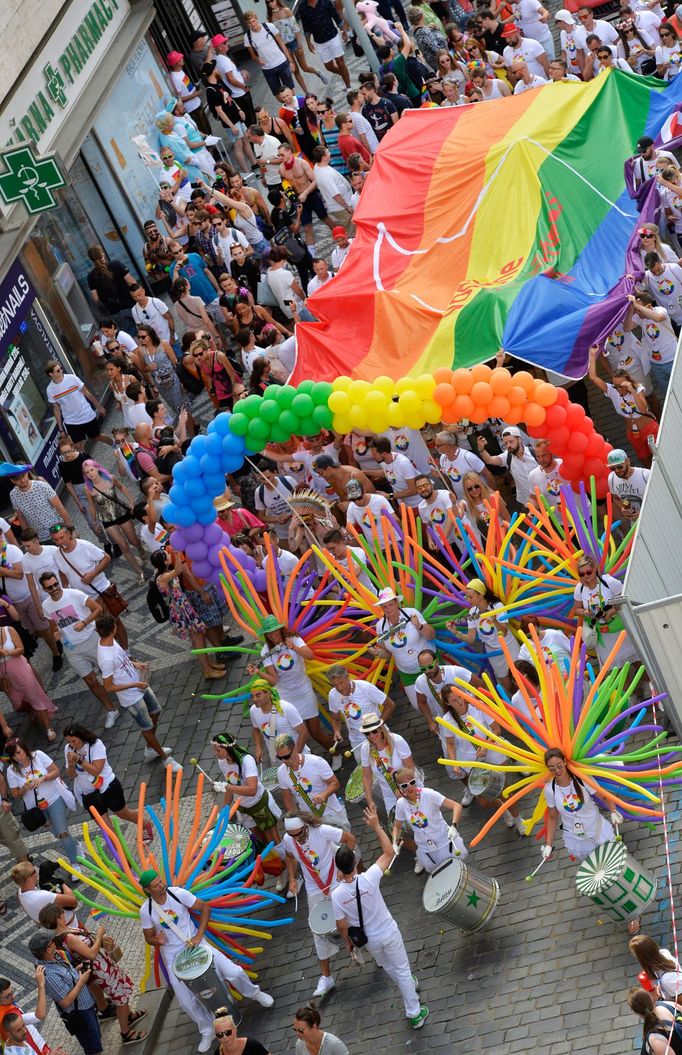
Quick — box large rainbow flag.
[292,70,682,384]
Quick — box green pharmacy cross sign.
[0,146,66,215]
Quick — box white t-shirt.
[573,572,623,616]
[515,0,549,40]
[18,888,76,926]
[583,17,618,43]
[215,53,247,97]
[376,606,431,675]
[329,678,387,745]
[6,749,62,808]
[503,37,547,76]
[347,494,394,546]
[604,382,648,421]
[644,263,682,322]
[282,822,342,895]
[132,297,171,343]
[383,452,420,508]
[331,863,397,941]
[97,640,143,708]
[139,886,197,952]
[254,133,284,186]
[66,738,115,800]
[394,787,449,850]
[638,307,678,365]
[261,635,313,696]
[415,664,472,735]
[277,753,344,820]
[307,272,336,297]
[313,164,353,212]
[608,467,650,514]
[468,602,519,659]
[169,69,201,113]
[450,704,506,767]
[0,543,31,602]
[518,628,572,671]
[331,241,352,271]
[488,445,537,506]
[266,266,303,319]
[604,327,651,390]
[54,539,110,594]
[22,546,62,602]
[560,25,588,73]
[218,752,264,808]
[656,43,682,77]
[250,699,306,762]
[140,522,168,554]
[418,491,456,540]
[244,22,285,68]
[254,475,297,537]
[386,427,432,474]
[360,731,412,809]
[439,449,485,499]
[513,74,548,94]
[46,373,96,425]
[42,588,96,646]
[528,458,566,508]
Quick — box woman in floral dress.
[150,549,225,680]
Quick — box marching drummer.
[440,685,525,833]
[360,713,416,818]
[249,680,309,765]
[414,649,484,781]
[275,734,352,831]
[392,768,467,875]
[446,579,520,693]
[327,665,395,758]
[210,733,282,850]
[542,748,622,863]
[373,588,436,711]
[281,812,357,1000]
[139,869,274,1053]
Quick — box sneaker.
[52,652,63,672]
[104,710,120,730]
[142,818,154,844]
[254,990,274,1008]
[222,633,244,646]
[503,811,515,828]
[313,975,335,998]
[409,1006,429,1030]
[275,871,288,893]
[144,746,172,762]
[317,67,332,84]
[198,1033,213,1053]
[166,757,183,773]
[331,753,342,772]
[513,814,526,835]
[286,877,303,899]
[414,860,425,875]
[461,786,474,807]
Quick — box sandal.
[98,1003,116,1021]
[128,1009,148,1026]
[120,1029,148,1045]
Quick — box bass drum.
[172,943,242,1024]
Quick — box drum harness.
[289,766,326,818]
[148,890,197,946]
[292,837,335,894]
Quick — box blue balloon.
[168,485,186,506]
[166,505,195,527]
[222,456,245,474]
[205,433,223,456]
[196,508,216,526]
[200,454,223,476]
[204,473,227,495]
[191,494,215,514]
[183,456,202,478]
[185,478,206,498]
[190,436,208,458]
[212,413,232,437]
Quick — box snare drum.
[576,841,657,925]
[172,943,238,1019]
[309,897,339,938]
[468,768,506,801]
[217,823,253,866]
[422,857,499,933]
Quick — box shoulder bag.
[59,550,128,619]
[20,764,47,832]
[347,878,369,948]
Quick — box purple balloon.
[192,559,213,578]
[253,570,268,592]
[207,543,225,566]
[186,541,208,561]
[185,524,205,543]
[170,529,187,550]
[203,522,225,546]
[228,545,256,573]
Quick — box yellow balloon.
[365,390,388,413]
[398,390,420,414]
[414,374,436,400]
[328,390,351,414]
[371,414,389,434]
[349,379,371,401]
[374,375,396,398]
[332,375,353,392]
[349,404,369,429]
[395,376,413,396]
[404,411,426,430]
[387,401,404,427]
[332,415,353,434]
[422,399,443,424]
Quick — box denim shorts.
[124,688,161,731]
[223,120,247,145]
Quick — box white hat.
[502,426,522,438]
[284,816,305,832]
[555,8,575,22]
[377,587,398,604]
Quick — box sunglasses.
[399,779,417,790]
[276,751,293,761]
[215,1030,234,1038]
[49,523,68,534]
[43,582,60,591]
[466,485,481,492]
[419,662,437,672]
[578,569,593,578]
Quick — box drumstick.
[384,840,402,876]
[343,742,363,761]
[189,758,213,782]
[525,856,549,882]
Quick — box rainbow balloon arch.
[164,365,613,575]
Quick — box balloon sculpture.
[436,627,682,846]
[57,766,292,992]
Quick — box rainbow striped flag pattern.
[292,70,682,383]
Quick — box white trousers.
[415,835,468,873]
[403,683,419,711]
[163,942,261,1035]
[367,925,420,1018]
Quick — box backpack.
[176,358,204,396]
[246,21,278,50]
[273,224,308,264]
[147,576,169,623]
[257,475,295,507]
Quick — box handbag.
[347,878,369,948]
[256,276,279,308]
[21,787,47,832]
[59,550,128,618]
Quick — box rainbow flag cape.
[293,70,682,383]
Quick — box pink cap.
[211,33,229,46]
[167,50,184,65]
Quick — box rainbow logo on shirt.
[304,847,320,868]
[561,792,582,813]
[547,478,562,496]
[658,278,675,296]
[160,909,179,928]
[90,774,105,790]
[361,510,375,528]
[607,328,625,348]
[478,618,496,638]
[298,775,313,794]
[388,629,408,649]
[409,809,429,829]
[344,700,363,721]
[445,465,462,483]
[354,440,368,457]
[393,432,409,452]
[275,651,296,672]
[428,506,447,525]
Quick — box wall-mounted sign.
[0,146,66,215]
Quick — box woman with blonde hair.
[82,460,145,580]
[457,470,509,547]
[360,712,415,818]
[636,222,679,266]
[630,935,682,1001]
[214,1008,272,1055]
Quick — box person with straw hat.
[359,712,415,818]
[373,588,435,711]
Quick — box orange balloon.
[439,403,460,424]
[504,406,524,425]
[470,363,492,384]
[471,381,493,405]
[434,382,455,406]
[452,369,472,394]
[452,394,475,419]
[512,370,536,395]
[524,402,546,427]
[488,395,511,418]
[469,403,489,425]
[490,368,512,395]
[534,381,558,407]
[432,367,454,386]
[508,385,526,406]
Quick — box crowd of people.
[1,3,681,1054]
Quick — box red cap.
[501,22,520,37]
[332,226,347,238]
[211,33,229,46]
[167,50,184,65]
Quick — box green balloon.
[291,393,314,417]
[244,435,266,453]
[296,380,315,395]
[247,418,270,440]
[240,395,263,418]
[269,423,291,444]
[277,386,296,409]
[264,384,282,401]
[312,382,333,405]
[279,409,300,436]
[312,404,333,428]
[229,413,249,436]
[299,417,320,436]
[260,400,280,423]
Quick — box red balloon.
[561,454,585,473]
[565,403,586,427]
[555,387,569,406]
[567,432,588,454]
[577,418,593,435]
[583,457,604,478]
[526,423,546,439]
[593,477,608,500]
[545,405,567,429]
[585,432,606,456]
[548,426,570,449]
[560,462,581,481]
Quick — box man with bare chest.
[278,143,335,254]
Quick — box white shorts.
[316,32,344,63]
[64,633,101,677]
[295,686,320,722]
